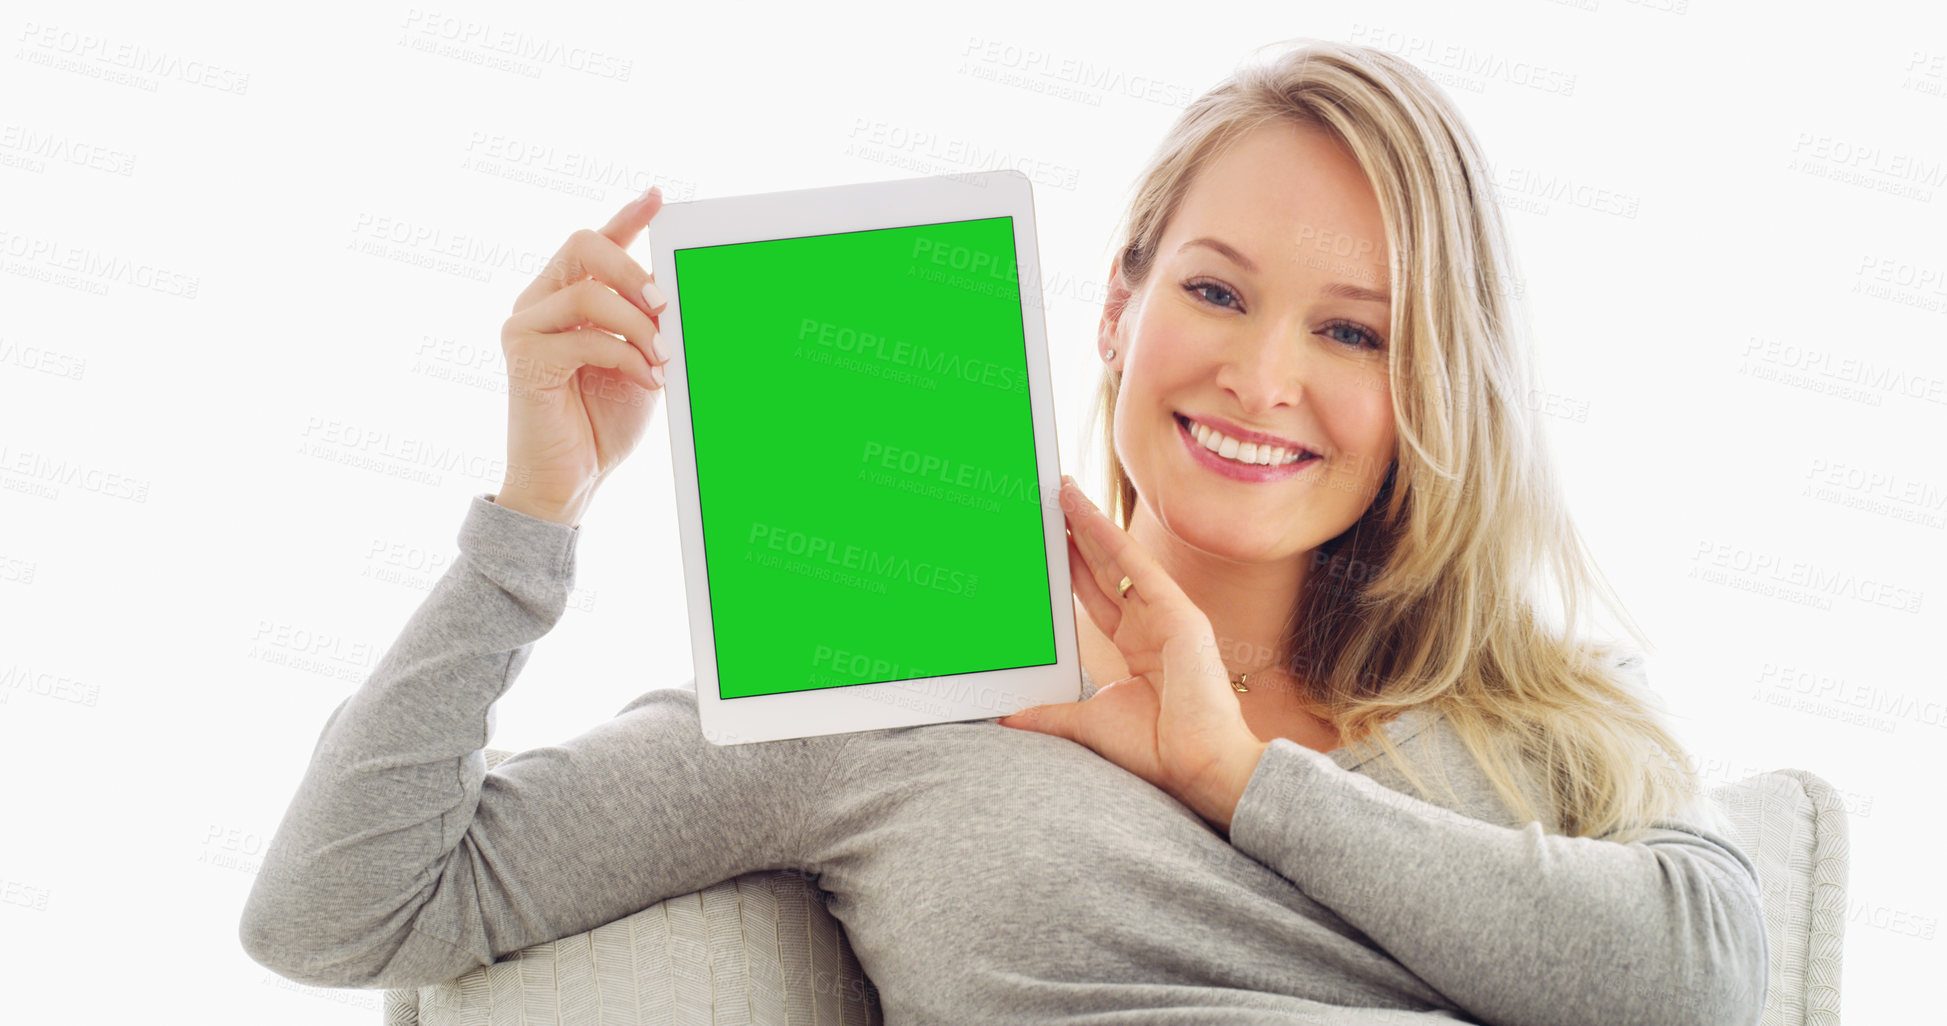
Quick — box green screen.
[674,216,1055,700]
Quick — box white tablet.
[646,170,1082,746]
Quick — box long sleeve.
[1227,735,1768,1026]
[238,493,849,991]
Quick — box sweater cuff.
[1227,737,1340,873]
[461,492,582,594]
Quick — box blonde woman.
[240,39,1766,1026]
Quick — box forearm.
[1228,740,1767,1026]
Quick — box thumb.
[998,702,1081,741]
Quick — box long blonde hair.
[1088,38,1698,842]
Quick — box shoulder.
[1331,648,1670,835]
[1334,707,1563,832]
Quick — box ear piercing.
[1105,348,1117,361]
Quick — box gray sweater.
[238,492,1768,1025]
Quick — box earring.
[1105,348,1117,362]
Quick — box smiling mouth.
[1174,413,1319,468]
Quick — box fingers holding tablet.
[514,187,666,320]
[490,187,672,527]
[508,278,664,388]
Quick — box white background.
[1,0,1940,1021]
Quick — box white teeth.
[1189,418,1308,466]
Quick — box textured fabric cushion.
[384,756,1846,1026]
[1706,770,1850,1026]
[383,749,882,1026]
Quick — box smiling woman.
[1086,40,1707,846]
[239,35,1768,1026]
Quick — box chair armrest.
[1708,768,1850,1026]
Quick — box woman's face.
[1104,120,1398,563]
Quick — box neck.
[1124,501,1310,680]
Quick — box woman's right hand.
[492,187,671,526]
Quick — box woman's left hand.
[999,476,1269,835]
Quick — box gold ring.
[1116,575,1134,598]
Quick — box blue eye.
[1183,277,1387,352]
[1183,278,1241,310]
[1321,319,1385,352]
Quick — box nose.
[1212,317,1307,417]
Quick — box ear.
[1098,254,1134,367]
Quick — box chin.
[1160,495,1303,559]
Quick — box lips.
[1174,413,1319,460]
[1174,414,1322,481]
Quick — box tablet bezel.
[646,170,1081,746]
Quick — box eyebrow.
[1178,236,1391,305]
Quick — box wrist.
[492,486,591,527]
[1201,737,1271,836]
